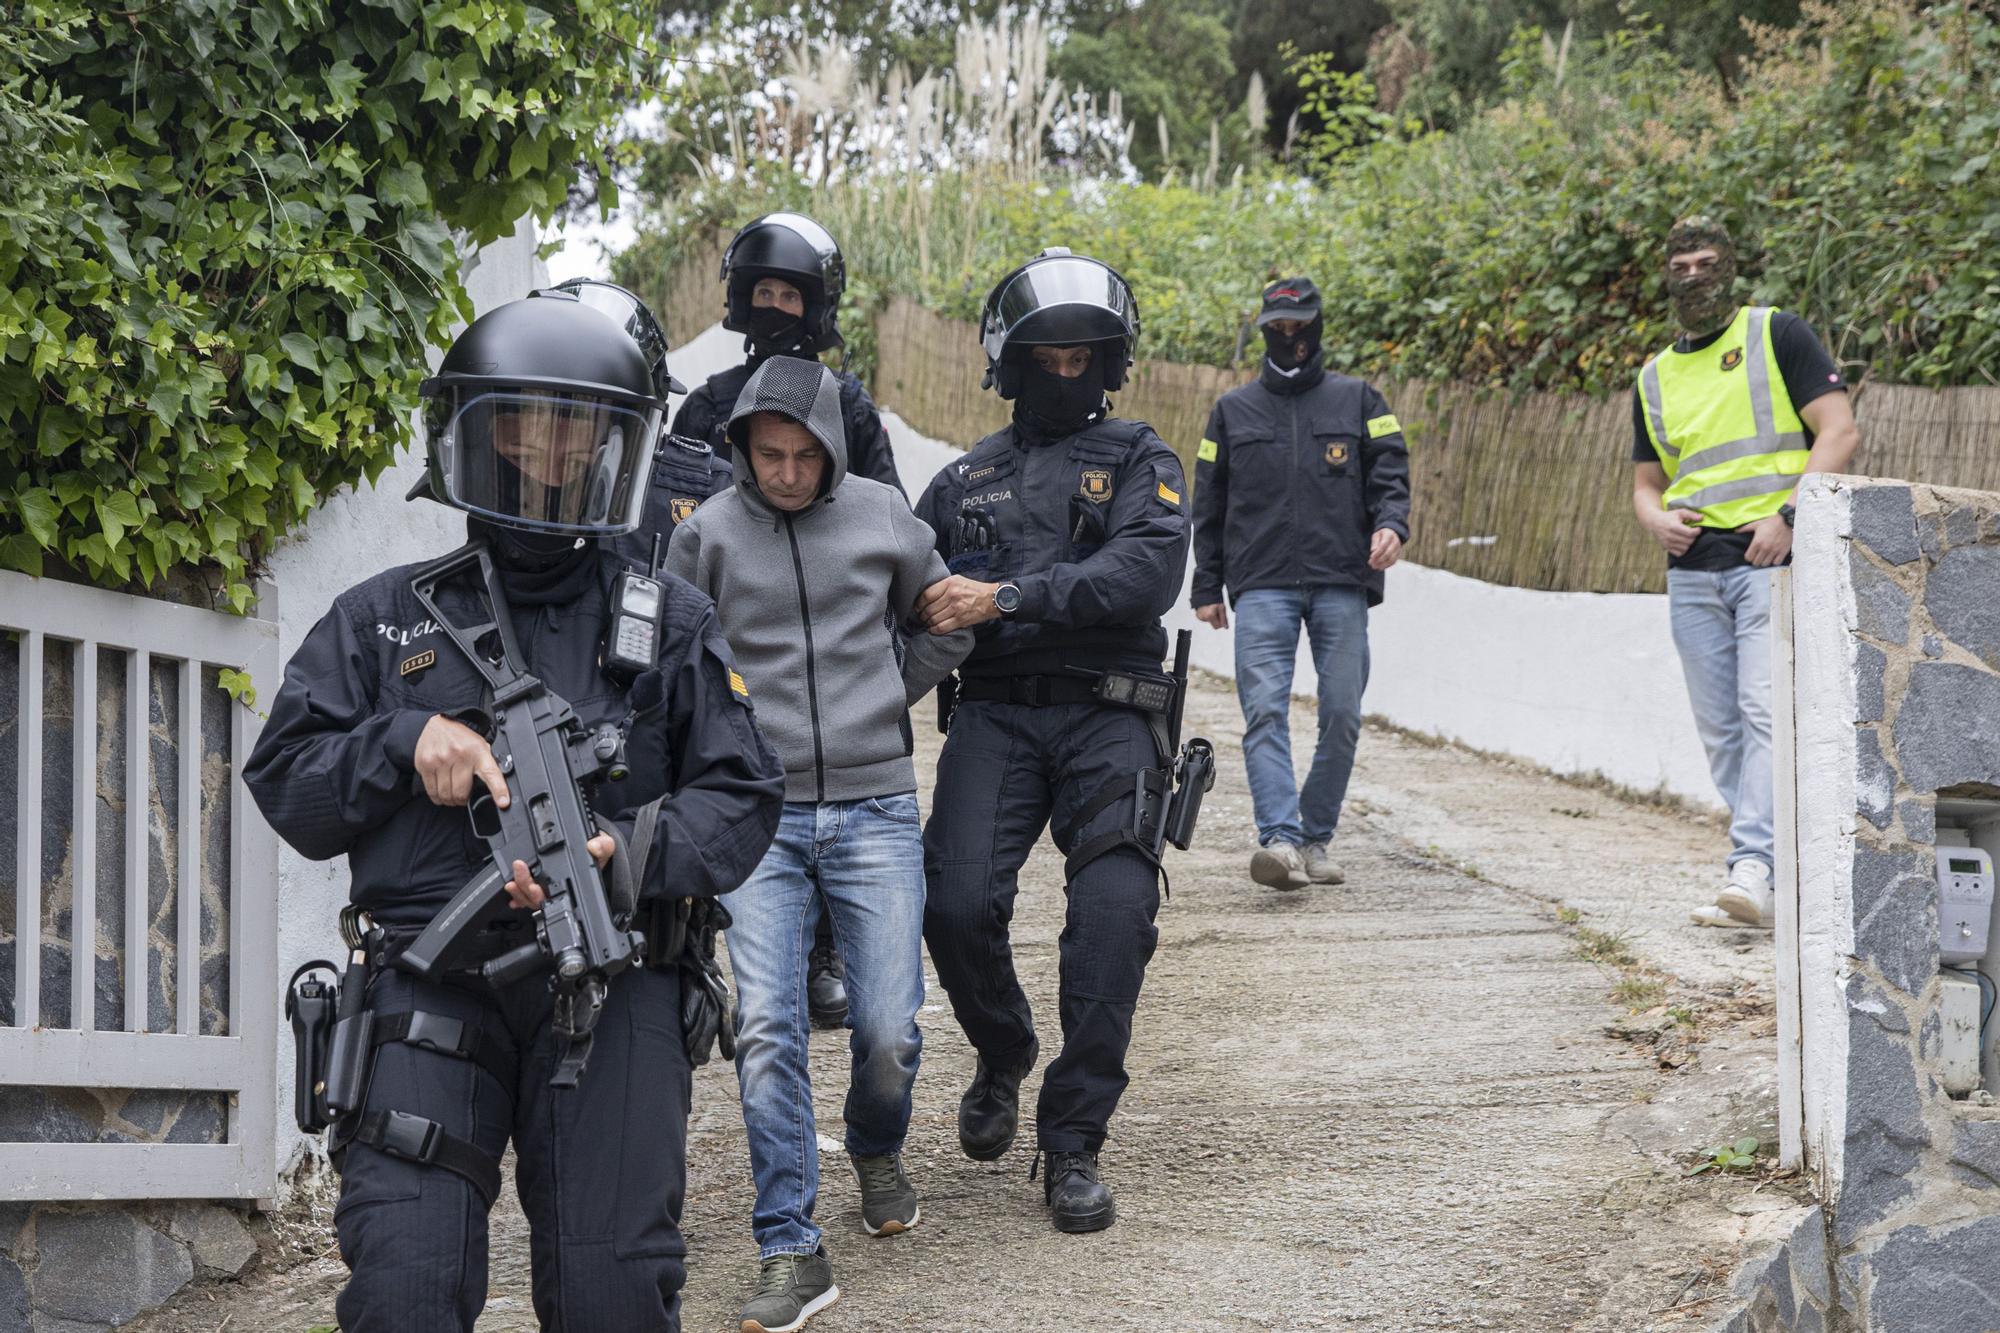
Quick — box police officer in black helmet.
[913,248,1189,1233]
[245,291,784,1331]
[673,212,906,1029]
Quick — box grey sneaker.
[1249,842,1310,890]
[851,1151,921,1236]
[1301,843,1346,885]
[739,1248,839,1333]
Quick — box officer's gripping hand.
[1743,514,1794,568]
[1368,528,1405,571]
[414,715,511,810]
[1641,505,1704,557]
[504,834,616,911]
[1194,602,1229,630]
[918,575,1003,634]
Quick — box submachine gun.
[395,542,647,1087]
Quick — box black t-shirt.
[1629,310,1847,570]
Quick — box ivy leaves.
[0,0,656,611]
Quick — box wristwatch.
[1778,503,1796,528]
[993,582,1023,617]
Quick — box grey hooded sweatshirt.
[663,357,972,803]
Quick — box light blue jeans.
[1232,586,1371,849]
[726,795,925,1258]
[1667,566,1776,869]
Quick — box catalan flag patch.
[728,669,750,701]
[1197,438,1219,462]
[1367,414,1401,439]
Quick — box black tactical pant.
[923,699,1162,1153]
[332,962,689,1332]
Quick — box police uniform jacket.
[671,362,904,495]
[243,545,786,928]
[1190,361,1412,608]
[915,414,1189,679]
[610,433,732,570]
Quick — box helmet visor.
[985,256,1136,359]
[434,389,654,534]
[554,281,680,397]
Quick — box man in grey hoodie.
[662,356,970,1333]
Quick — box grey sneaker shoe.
[739,1248,839,1333]
[1301,843,1346,885]
[1249,842,1310,890]
[851,1151,921,1236]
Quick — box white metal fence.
[1,569,279,1200]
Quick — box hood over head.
[726,356,850,514]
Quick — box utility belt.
[938,635,1217,891]
[286,895,733,1206]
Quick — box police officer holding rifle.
[251,290,784,1332]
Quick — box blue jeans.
[1232,586,1371,848]
[1668,566,1775,868]
[726,795,926,1258]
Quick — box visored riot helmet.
[547,277,688,398]
[979,247,1140,399]
[417,293,662,537]
[721,213,847,357]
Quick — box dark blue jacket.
[915,416,1189,678]
[1191,362,1411,608]
[610,433,732,572]
[243,544,785,927]
[671,361,904,496]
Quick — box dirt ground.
[132,674,1800,1333]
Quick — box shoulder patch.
[670,496,701,524]
[1197,438,1219,463]
[728,668,750,702]
[1367,414,1401,440]
[1156,480,1181,507]
[1080,468,1114,504]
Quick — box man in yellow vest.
[1632,215,1859,929]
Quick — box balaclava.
[1014,350,1108,438]
[1256,277,1326,376]
[1664,215,1740,339]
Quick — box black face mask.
[1263,317,1323,373]
[468,515,586,576]
[1014,361,1106,437]
[746,305,810,359]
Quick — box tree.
[1231,0,1390,154]
[1050,1,1243,179]
[0,0,656,607]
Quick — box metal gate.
[1,569,279,1200]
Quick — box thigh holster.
[1057,767,1171,890]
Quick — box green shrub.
[621,1,2000,396]
[0,0,654,609]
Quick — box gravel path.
[132,674,1791,1332]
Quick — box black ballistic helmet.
[979,248,1140,398]
[416,294,663,536]
[546,277,688,398]
[720,213,847,350]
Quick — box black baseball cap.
[1256,277,1322,327]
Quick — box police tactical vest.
[1637,305,1808,529]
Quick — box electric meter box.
[1938,847,1995,966]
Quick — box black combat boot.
[1041,1149,1116,1233]
[807,925,848,1030]
[957,1038,1037,1161]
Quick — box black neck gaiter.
[1013,362,1107,440]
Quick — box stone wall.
[1726,476,2000,1331]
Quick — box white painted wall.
[1780,476,1858,1188]
[260,217,549,1187]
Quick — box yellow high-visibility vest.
[1637,305,1809,529]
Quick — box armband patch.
[1197,438,1218,463]
[1367,414,1401,440]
